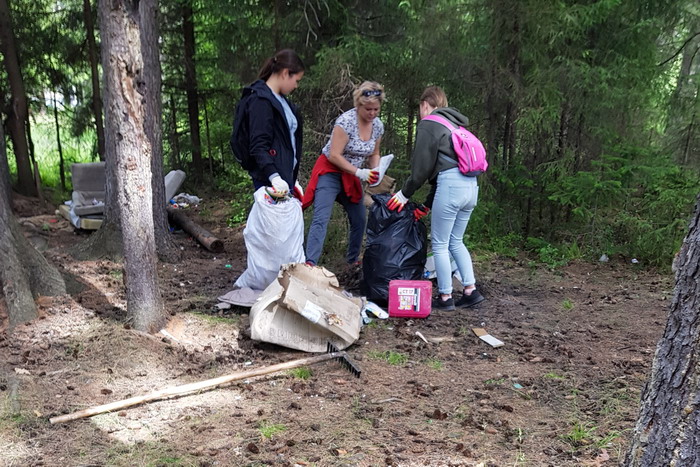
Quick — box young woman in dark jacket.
[232,49,305,197]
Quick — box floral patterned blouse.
[322,108,384,168]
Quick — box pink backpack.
[423,115,488,176]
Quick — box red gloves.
[355,168,379,184]
[413,205,430,221]
[387,191,408,212]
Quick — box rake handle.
[49,352,344,424]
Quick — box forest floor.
[0,195,672,467]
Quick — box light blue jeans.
[431,168,478,295]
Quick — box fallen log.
[166,206,223,252]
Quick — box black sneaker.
[432,296,455,311]
[455,290,485,308]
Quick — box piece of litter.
[362,301,388,319]
[14,368,30,375]
[599,254,609,262]
[631,258,639,264]
[225,264,232,268]
[513,383,523,389]
[415,331,430,344]
[472,328,505,348]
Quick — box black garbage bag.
[362,193,428,305]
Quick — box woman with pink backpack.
[387,86,486,311]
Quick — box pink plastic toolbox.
[388,280,432,318]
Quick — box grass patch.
[191,311,238,324]
[561,420,597,447]
[109,269,123,279]
[543,372,566,380]
[425,358,443,370]
[287,367,313,380]
[562,298,574,310]
[367,350,408,366]
[258,421,287,439]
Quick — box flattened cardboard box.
[250,264,362,353]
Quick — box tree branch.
[658,32,700,67]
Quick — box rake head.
[326,342,362,378]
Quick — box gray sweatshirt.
[400,107,470,206]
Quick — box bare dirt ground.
[0,196,671,467]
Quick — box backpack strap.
[422,114,457,131]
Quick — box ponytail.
[258,49,305,81]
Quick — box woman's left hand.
[413,204,430,221]
[387,191,408,212]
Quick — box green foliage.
[561,421,597,447]
[288,367,313,380]
[367,350,409,366]
[425,358,443,370]
[258,421,287,439]
[562,298,574,310]
[213,166,254,227]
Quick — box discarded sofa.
[58,162,186,229]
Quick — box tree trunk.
[53,93,66,192]
[169,93,181,169]
[0,128,65,329]
[139,0,180,263]
[99,0,166,333]
[0,119,11,200]
[0,0,36,196]
[26,116,45,209]
[203,95,213,178]
[83,0,106,161]
[182,2,203,181]
[405,104,414,160]
[625,195,700,466]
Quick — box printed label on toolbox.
[397,288,420,311]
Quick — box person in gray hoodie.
[387,86,485,311]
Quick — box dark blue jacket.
[234,79,303,188]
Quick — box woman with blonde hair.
[303,81,385,266]
[387,86,485,310]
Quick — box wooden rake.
[49,342,360,424]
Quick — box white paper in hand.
[369,154,395,187]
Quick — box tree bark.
[625,195,700,466]
[139,0,180,263]
[83,0,106,161]
[26,116,45,209]
[0,126,65,329]
[53,93,66,192]
[182,2,203,181]
[168,93,181,169]
[203,95,213,177]
[99,0,166,333]
[0,119,11,201]
[405,104,414,161]
[0,0,36,196]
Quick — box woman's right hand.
[355,168,379,184]
[269,175,289,197]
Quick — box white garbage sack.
[234,187,305,291]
